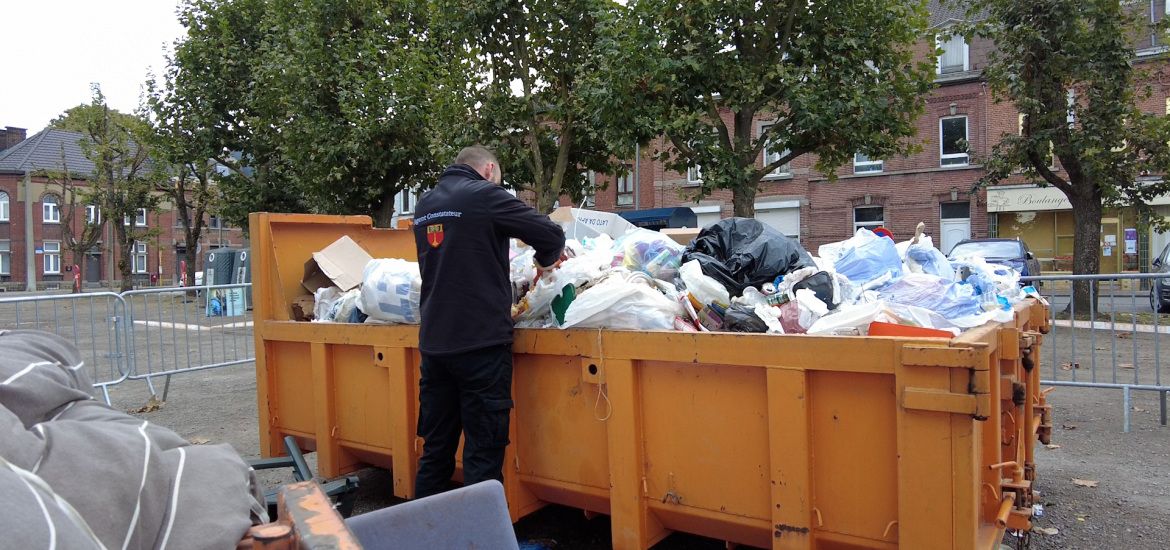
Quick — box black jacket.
[413,164,565,355]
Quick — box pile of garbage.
[301,210,1042,338]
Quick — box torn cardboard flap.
[302,235,373,293]
[549,207,637,240]
[660,228,700,246]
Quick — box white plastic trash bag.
[359,259,422,324]
[560,271,683,330]
[679,259,730,309]
[313,287,343,322]
[819,229,902,287]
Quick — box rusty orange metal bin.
[250,213,1052,550]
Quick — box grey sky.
[0,0,184,134]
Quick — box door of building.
[940,202,972,255]
[85,252,102,283]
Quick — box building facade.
[0,128,245,291]
[584,2,1170,275]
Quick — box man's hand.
[535,249,573,279]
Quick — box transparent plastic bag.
[900,236,953,279]
[879,273,982,319]
[679,259,730,310]
[820,229,902,286]
[358,259,422,324]
[560,271,683,330]
[613,228,685,281]
[313,287,342,322]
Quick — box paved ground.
[84,324,1168,550]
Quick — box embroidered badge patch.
[427,224,444,248]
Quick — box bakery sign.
[986,186,1072,212]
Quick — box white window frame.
[853,206,885,233]
[208,215,222,230]
[133,242,148,274]
[86,205,101,225]
[0,191,9,222]
[936,33,969,75]
[759,123,791,178]
[43,196,61,224]
[581,170,596,208]
[0,241,10,275]
[940,115,970,167]
[124,208,148,227]
[43,241,61,274]
[853,152,883,174]
[687,164,703,185]
[616,167,634,207]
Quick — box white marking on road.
[132,320,253,331]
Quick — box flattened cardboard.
[549,206,637,240]
[661,228,700,246]
[302,235,373,293]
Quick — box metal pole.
[1123,386,1132,433]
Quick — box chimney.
[0,127,28,152]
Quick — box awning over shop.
[618,207,698,230]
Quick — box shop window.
[43,195,60,223]
[854,206,884,233]
[616,167,634,206]
[44,241,61,274]
[853,153,883,174]
[940,116,969,166]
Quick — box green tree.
[967,0,1170,313]
[68,87,163,292]
[169,0,449,228]
[602,0,936,217]
[437,0,626,212]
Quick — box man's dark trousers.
[414,343,514,499]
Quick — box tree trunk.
[1068,193,1103,316]
[116,224,134,293]
[536,185,557,215]
[374,190,396,228]
[732,186,756,217]
[185,232,200,299]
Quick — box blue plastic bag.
[829,230,903,286]
[880,274,982,319]
[905,243,953,279]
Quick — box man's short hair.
[453,146,498,169]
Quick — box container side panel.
[513,354,611,491]
[641,361,771,521]
[810,371,899,542]
[270,341,315,436]
[332,344,393,450]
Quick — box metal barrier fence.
[0,291,132,404]
[1021,273,1170,432]
[0,283,253,405]
[121,283,255,400]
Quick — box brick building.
[585,1,1170,274]
[0,128,245,291]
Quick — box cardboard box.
[302,235,373,294]
[661,228,701,246]
[549,207,637,240]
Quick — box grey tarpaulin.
[0,330,267,550]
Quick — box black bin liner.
[792,271,835,308]
[723,304,769,333]
[683,217,815,296]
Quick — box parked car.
[948,238,1043,282]
[1152,242,1170,313]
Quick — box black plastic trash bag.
[723,304,769,333]
[792,271,835,308]
[684,218,815,296]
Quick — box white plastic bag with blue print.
[359,259,422,324]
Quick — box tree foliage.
[966,0,1170,310]
[436,0,627,212]
[170,0,453,228]
[597,0,936,216]
[63,86,163,291]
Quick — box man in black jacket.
[411,145,566,498]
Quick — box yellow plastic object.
[251,213,1052,550]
